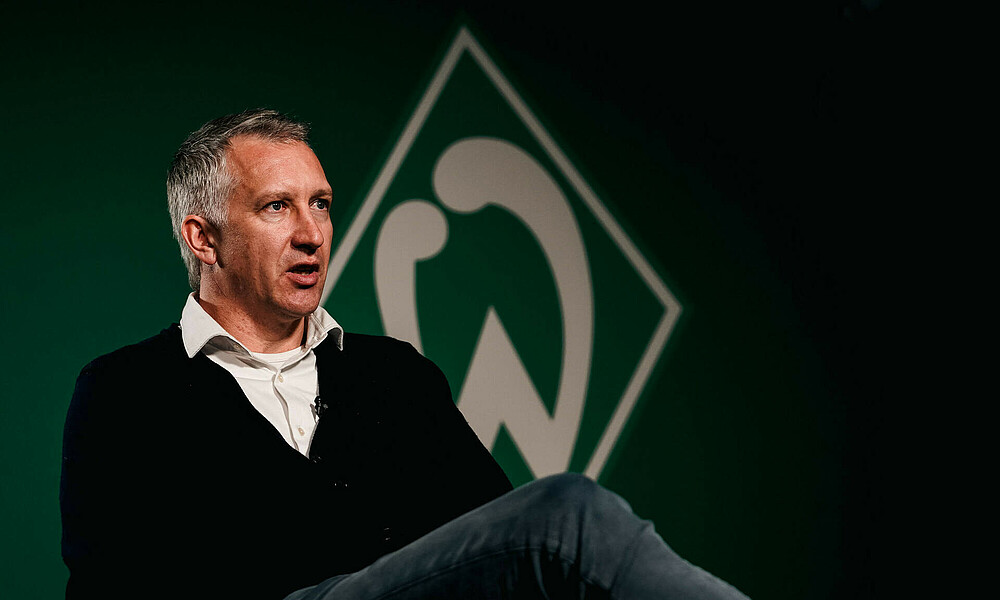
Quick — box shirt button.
[297,427,305,436]
[277,374,284,383]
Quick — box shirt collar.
[179,293,344,359]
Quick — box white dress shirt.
[179,293,344,456]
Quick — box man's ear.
[180,215,219,266]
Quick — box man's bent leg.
[285,473,748,600]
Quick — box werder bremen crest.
[321,27,681,486]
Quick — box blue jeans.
[285,473,749,599]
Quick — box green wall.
[1,2,883,598]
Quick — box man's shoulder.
[78,324,185,378]
[341,332,419,358]
[68,325,188,428]
[328,332,441,381]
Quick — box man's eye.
[266,201,284,211]
[314,199,330,210]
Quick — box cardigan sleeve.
[416,348,514,505]
[61,359,152,598]
[377,344,514,548]
[60,355,217,599]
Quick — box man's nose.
[291,209,325,251]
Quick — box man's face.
[215,136,334,323]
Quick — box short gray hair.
[166,108,311,290]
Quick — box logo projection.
[322,28,680,486]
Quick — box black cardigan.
[60,325,512,599]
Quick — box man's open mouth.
[287,264,321,286]
[288,264,319,274]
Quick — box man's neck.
[195,294,306,354]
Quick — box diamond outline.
[321,27,681,480]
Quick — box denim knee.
[503,473,650,592]
[526,473,635,530]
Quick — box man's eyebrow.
[254,188,333,202]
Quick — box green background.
[1,1,886,598]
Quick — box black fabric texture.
[60,325,513,600]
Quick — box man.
[61,109,749,600]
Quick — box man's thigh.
[284,474,633,600]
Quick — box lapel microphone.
[313,396,329,419]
